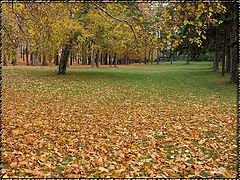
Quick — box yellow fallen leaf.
[3,175,9,178]
[10,162,18,168]
[12,129,25,135]
[131,145,138,150]
[165,168,175,175]
[24,169,44,176]
[99,167,108,172]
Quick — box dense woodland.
[2,2,238,82]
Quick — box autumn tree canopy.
[2,2,238,82]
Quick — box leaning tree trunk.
[58,44,71,74]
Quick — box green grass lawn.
[2,61,237,178]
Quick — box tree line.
[2,2,238,82]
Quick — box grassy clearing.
[2,61,237,178]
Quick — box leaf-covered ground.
[2,62,237,178]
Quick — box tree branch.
[92,2,139,41]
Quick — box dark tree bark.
[148,50,151,64]
[222,32,227,76]
[229,3,238,83]
[82,42,88,65]
[20,45,23,59]
[109,54,112,66]
[22,45,25,61]
[3,51,8,66]
[225,33,231,73]
[42,54,48,66]
[144,51,147,64]
[114,53,117,67]
[150,50,153,64]
[213,50,219,72]
[30,53,33,65]
[91,47,95,67]
[213,30,220,72]
[54,50,59,65]
[105,53,108,65]
[185,48,190,65]
[26,44,29,65]
[230,24,238,82]
[95,49,100,67]
[157,49,160,64]
[70,52,73,66]
[12,48,18,66]
[100,52,103,65]
[77,52,80,64]
[58,44,71,74]
[38,53,41,63]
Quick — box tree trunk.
[42,54,48,66]
[77,52,80,64]
[230,11,238,83]
[148,50,151,64]
[32,51,38,66]
[20,45,23,59]
[109,54,112,66]
[22,45,25,62]
[225,33,231,73]
[95,49,100,67]
[151,50,154,64]
[104,53,108,65]
[157,49,160,64]
[26,44,29,65]
[213,50,219,72]
[114,53,117,67]
[82,42,88,65]
[54,50,59,65]
[70,52,73,66]
[144,51,147,64]
[222,33,227,76]
[3,51,7,66]
[213,29,220,72]
[91,47,95,67]
[12,48,18,66]
[30,53,33,65]
[100,52,103,65]
[38,52,41,63]
[58,44,71,74]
